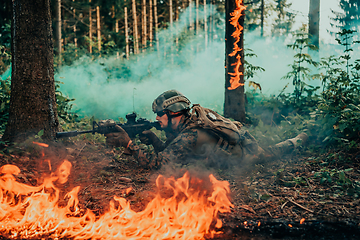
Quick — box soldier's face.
[156,113,169,128]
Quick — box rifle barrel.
[56,130,94,138]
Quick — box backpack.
[187,104,243,145]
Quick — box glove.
[105,125,131,148]
[139,130,165,152]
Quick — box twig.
[76,143,87,157]
[286,197,314,213]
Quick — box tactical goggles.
[156,110,167,117]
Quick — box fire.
[32,141,49,147]
[0,162,233,239]
[228,0,246,90]
[300,218,305,224]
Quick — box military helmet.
[152,90,191,113]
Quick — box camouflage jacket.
[127,115,254,169]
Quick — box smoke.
[55,4,360,121]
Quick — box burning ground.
[0,137,360,240]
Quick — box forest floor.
[0,136,360,240]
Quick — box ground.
[0,136,360,239]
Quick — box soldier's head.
[152,90,191,130]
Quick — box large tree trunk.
[3,0,60,142]
[224,0,246,123]
[55,0,62,62]
[309,0,320,49]
[132,0,139,54]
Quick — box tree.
[331,0,360,34]
[309,0,320,49]
[272,0,295,36]
[2,0,60,142]
[224,0,246,123]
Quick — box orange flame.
[32,142,49,147]
[0,163,233,239]
[300,218,305,224]
[228,0,246,90]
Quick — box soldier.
[105,90,307,169]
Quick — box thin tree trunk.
[189,0,194,31]
[142,0,147,51]
[89,0,92,53]
[195,0,199,35]
[204,0,207,48]
[132,0,139,54]
[224,0,246,122]
[260,0,264,37]
[3,0,60,142]
[149,0,153,46]
[170,0,173,27]
[96,6,101,53]
[124,0,130,58]
[73,0,77,48]
[182,1,187,33]
[153,0,159,53]
[309,0,320,49]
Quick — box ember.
[0,161,233,239]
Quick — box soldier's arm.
[127,130,198,168]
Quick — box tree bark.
[189,0,194,31]
[142,0,147,50]
[89,0,92,53]
[149,0,153,46]
[195,0,199,35]
[153,0,159,53]
[55,0,62,62]
[3,0,60,142]
[224,0,246,123]
[170,0,173,27]
[132,0,139,54]
[124,0,130,58]
[96,6,101,53]
[309,0,320,49]
[260,0,264,37]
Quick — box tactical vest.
[185,104,244,148]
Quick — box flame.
[300,218,305,224]
[288,224,293,228]
[228,0,246,90]
[0,163,233,239]
[32,142,49,147]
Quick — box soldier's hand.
[139,130,165,152]
[99,119,117,127]
[105,125,131,148]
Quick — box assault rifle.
[56,113,161,139]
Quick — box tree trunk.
[124,0,130,58]
[204,0,208,48]
[3,0,60,142]
[149,0,153,46]
[195,0,199,35]
[89,0,92,53]
[309,0,320,49]
[153,0,159,53]
[132,0,139,54]
[73,0,77,48]
[189,0,194,31]
[224,0,246,123]
[96,6,101,53]
[260,0,264,37]
[142,0,147,51]
[55,0,62,63]
[170,0,173,27]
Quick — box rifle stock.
[56,113,161,139]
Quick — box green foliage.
[283,26,319,102]
[0,77,10,134]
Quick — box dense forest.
[0,0,360,239]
